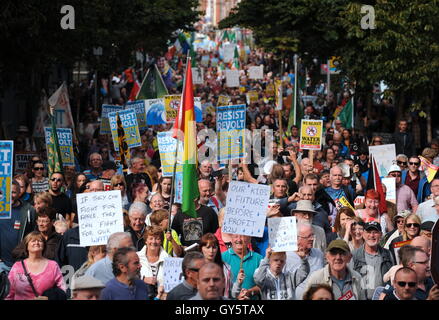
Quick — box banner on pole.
[300,120,323,150]
[368,144,396,177]
[100,105,124,134]
[44,127,74,166]
[225,70,240,87]
[145,98,166,125]
[248,65,264,80]
[14,152,40,175]
[108,109,141,151]
[164,95,182,122]
[268,217,298,252]
[0,141,13,219]
[125,100,147,131]
[157,131,183,177]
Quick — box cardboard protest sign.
[223,43,235,63]
[300,120,323,150]
[44,127,75,166]
[0,141,13,219]
[217,95,231,107]
[192,67,204,85]
[268,217,298,252]
[108,109,141,151]
[381,177,396,204]
[225,70,240,87]
[248,65,264,80]
[246,91,259,104]
[145,98,166,125]
[125,100,147,131]
[164,95,181,122]
[163,257,184,293]
[157,131,183,177]
[275,80,283,111]
[14,152,40,175]
[369,144,396,177]
[222,181,271,237]
[216,104,246,162]
[77,190,124,246]
[100,105,124,134]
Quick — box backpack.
[0,271,10,300]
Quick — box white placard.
[225,69,240,87]
[222,181,271,237]
[77,190,124,246]
[192,67,204,85]
[381,177,396,204]
[369,144,396,177]
[268,217,298,252]
[248,65,264,80]
[223,43,235,63]
[163,257,184,293]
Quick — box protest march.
[1,6,439,304]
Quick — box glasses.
[408,162,420,166]
[397,161,407,166]
[390,173,401,177]
[50,178,63,182]
[396,281,416,288]
[113,183,124,187]
[406,223,420,228]
[188,268,200,272]
[396,219,405,224]
[33,167,44,170]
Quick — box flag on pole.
[47,111,64,177]
[420,156,439,183]
[175,33,191,54]
[128,79,141,101]
[366,155,387,214]
[172,58,199,218]
[338,97,354,129]
[233,46,240,70]
[136,64,168,100]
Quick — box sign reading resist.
[222,181,270,237]
[77,190,124,246]
[163,257,184,293]
[268,217,298,252]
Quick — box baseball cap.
[388,164,401,174]
[364,221,382,232]
[420,221,434,232]
[102,161,117,171]
[326,239,350,254]
[71,275,105,291]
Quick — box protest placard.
[100,104,124,134]
[125,100,147,131]
[300,120,323,150]
[381,177,396,204]
[248,65,264,80]
[225,70,240,88]
[192,67,204,85]
[354,196,365,209]
[163,257,184,293]
[216,104,246,162]
[145,98,166,125]
[275,80,283,111]
[268,217,298,252]
[222,181,270,237]
[246,91,259,104]
[48,83,75,131]
[108,109,141,151]
[174,171,183,204]
[14,152,40,175]
[217,95,231,107]
[265,83,275,96]
[44,127,75,166]
[223,43,235,63]
[77,190,124,246]
[0,141,13,219]
[194,97,203,123]
[157,131,183,177]
[201,55,210,67]
[369,144,396,177]
[164,95,181,122]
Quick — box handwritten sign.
[77,190,124,246]
[44,127,75,166]
[108,109,141,151]
[157,131,183,177]
[164,95,181,122]
[225,70,240,88]
[369,144,396,177]
[0,141,13,219]
[100,104,124,134]
[163,257,184,293]
[248,65,263,80]
[125,100,147,131]
[223,43,235,63]
[300,120,323,150]
[216,104,246,162]
[145,98,166,125]
[268,217,298,252]
[14,152,40,175]
[381,177,396,204]
[222,181,270,237]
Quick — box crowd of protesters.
[1,26,439,301]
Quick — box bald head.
[299,185,314,201]
[88,180,104,192]
[410,236,431,257]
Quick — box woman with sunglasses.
[370,135,384,146]
[30,160,49,194]
[111,174,129,210]
[388,214,421,261]
[383,210,411,249]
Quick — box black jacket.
[55,226,88,271]
[393,131,415,157]
[125,225,145,251]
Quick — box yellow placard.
[339,196,355,211]
[164,95,181,122]
[217,95,231,106]
[266,83,275,96]
[300,119,323,150]
[246,90,259,104]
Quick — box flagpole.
[351,96,355,129]
[293,55,298,126]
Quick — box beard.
[127,269,141,282]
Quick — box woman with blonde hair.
[33,192,52,214]
[111,174,129,210]
[73,245,107,278]
[389,214,421,261]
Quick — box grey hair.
[182,251,205,279]
[129,155,145,168]
[396,154,408,161]
[106,232,132,253]
[297,221,313,234]
[128,201,147,217]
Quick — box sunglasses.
[50,178,63,182]
[396,281,416,288]
[408,162,420,166]
[406,223,420,228]
[33,167,44,170]
[113,183,124,187]
[188,268,200,272]
[390,173,401,177]
[396,219,405,224]
[397,161,407,165]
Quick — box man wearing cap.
[291,200,327,252]
[71,275,105,300]
[306,239,365,300]
[388,164,418,213]
[420,221,434,239]
[351,221,394,300]
[416,181,439,223]
[99,161,118,191]
[83,152,103,181]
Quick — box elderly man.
[125,155,152,196]
[71,275,105,300]
[351,221,394,300]
[166,252,206,300]
[101,247,149,300]
[222,234,263,299]
[324,166,355,210]
[125,202,148,250]
[306,239,365,300]
[198,159,213,181]
[410,236,431,257]
[85,232,133,284]
[83,152,103,181]
[387,165,418,213]
[285,222,325,300]
[198,179,222,214]
[416,180,439,223]
[190,263,228,300]
[291,200,327,252]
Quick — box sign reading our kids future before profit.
[0,141,13,219]
[300,119,323,150]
